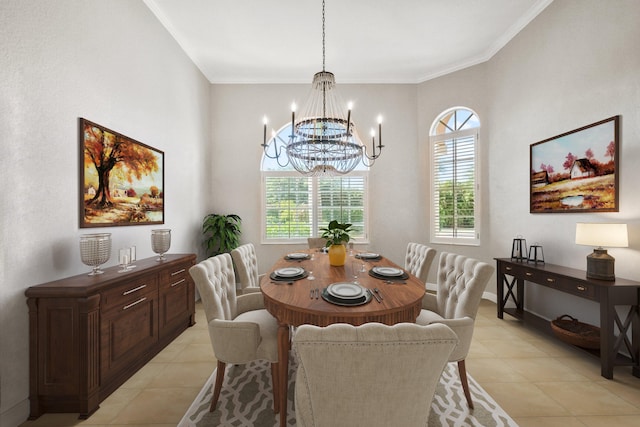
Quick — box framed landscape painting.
[80,118,164,227]
[530,116,619,213]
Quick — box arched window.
[429,107,480,245]
[261,124,369,243]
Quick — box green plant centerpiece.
[202,213,242,257]
[320,220,353,266]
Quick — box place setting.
[368,266,409,283]
[355,251,382,261]
[270,266,309,283]
[320,282,376,306]
[284,252,312,261]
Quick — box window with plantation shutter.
[262,125,369,243]
[430,108,480,245]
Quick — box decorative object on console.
[527,243,545,264]
[511,235,527,262]
[575,222,628,281]
[530,115,619,213]
[118,246,137,272]
[79,232,111,275]
[80,118,165,227]
[151,229,171,261]
[551,314,600,349]
[261,0,384,176]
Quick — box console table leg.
[600,293,614,379]
[497,273,504,319]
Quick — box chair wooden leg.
[271,362,280,413]
[457,359,474,409]
[210,360,226,412]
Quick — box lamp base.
[586,248,615,281]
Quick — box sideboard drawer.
[539,273,597,300]
[159,262,190,290]
[101,274,158,313]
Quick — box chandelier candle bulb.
[378,115,383,147]
[291,103,296,138]
[263,116,268,145]
[346,103,352,137]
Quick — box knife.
[369,289,382,303]
[373,288,384,300]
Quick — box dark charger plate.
[321,288,372,306]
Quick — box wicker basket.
[550,315,600,349]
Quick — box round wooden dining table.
[260,249,426,427]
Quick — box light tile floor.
[19,299,640,426]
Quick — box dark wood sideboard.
[495,258,639,380]
[25,253,196,419]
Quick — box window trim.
[429,109,481,246]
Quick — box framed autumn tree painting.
[80,118,164,227]
[530,116,619,213]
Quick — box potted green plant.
[320,220,353,266]
[202,213,242,257]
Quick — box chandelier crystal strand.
[262,0,383,176]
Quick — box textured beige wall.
[0,1,210,424]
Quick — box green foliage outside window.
[438,180,475,229]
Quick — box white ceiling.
[144,0,553,84]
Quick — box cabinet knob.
[505,266,512,271]
[577,285,586,291]
[546,278,555,283]
[525,272,533,276]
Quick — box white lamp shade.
[575,223,628,248]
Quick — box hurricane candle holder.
[79,233,112,275]
[151,229,171,261]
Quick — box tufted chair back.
[435,252,493,321]
[189,253,238,323]
[307,237,328,249]
[404,242,436,284]
[231,243,260,291]
[293,322,458,427]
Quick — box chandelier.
[261,0,384,176]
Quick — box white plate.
[287,252,308,259]
[358,252,380,259]
[372,266,404,277]
[274,267,305,277]
[327,282,365,300]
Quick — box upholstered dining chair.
[307,237,328,249]
[230,243,262,294]
[415,252,494,409]
[188,253,279,413]
[293,322,458,427]
[404,242,437,284]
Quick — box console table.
[25,253,196,419]
[495,258,639,379]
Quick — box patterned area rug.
[179,356,518,427]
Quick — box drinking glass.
[352,260,363,284]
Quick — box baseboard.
[1,398,29,427]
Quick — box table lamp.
[575,223,628,281]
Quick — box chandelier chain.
[322,0,325,72]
